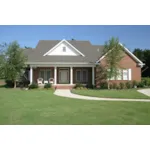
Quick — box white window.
[107,68,131,81]
[123,69,128,80]
[63,47,66,52]
[116,69,122,80]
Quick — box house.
[24,39,144,88]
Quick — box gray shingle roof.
[24,40,104,64]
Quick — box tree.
[133,48,150,77]
[95,64,107,87]
[102,37,124,89]
[3,41,27,88]
[0,43,8,79]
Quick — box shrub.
[142,77,150,87]
[109,83,113,89]
[137,81,145,88]
[74,83,84,89]
[5,80,14,88]
[76,87,81,90]
[86,84,95,89]
[125,81,132,89]
[44,83,51,89]
[100,82,108,89]
[116,85,120,90]
[112,83,117,89]
[28,83,38,89]
[132,80,138,88]
[119,82,125,89]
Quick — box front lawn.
[72,89,150,99]
[0,88,150,125]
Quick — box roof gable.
[43,39,85,56]
[96,43,144,66]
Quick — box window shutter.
[128,69,132,80]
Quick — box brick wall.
[96,51,141,85]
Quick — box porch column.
[70,67,73,85]
[30,66,33,84]
[54,66,57,85]
[92,67,95,85]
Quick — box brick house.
[24,39,144,88]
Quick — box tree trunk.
[14,80,16,88]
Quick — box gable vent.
[63,47,66,52]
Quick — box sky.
[0,25,150,51]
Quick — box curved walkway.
[54,89,150,102]
[138,89,150,97]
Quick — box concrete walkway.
[54,89,150,102]
[138,89,150,97]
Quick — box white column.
[70,67,73,85]
[30,66,33,84]
[54,67,57,85]
[92,67,95,85]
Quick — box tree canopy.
[96,37,125,89]
[133,48,150,77]
[0,41,27,88]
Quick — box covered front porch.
[28,65,95,87]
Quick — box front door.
[59,69,69,84]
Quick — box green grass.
[0,88,150,125]
[72,89,150,99]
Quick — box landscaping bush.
[86,84,95,89]
[137,81,145,88]
[116,85,120,90]
[5,80,14,88]
[142,77,150,87]
[125,81,132,89]
[119,82,125,89]
[74,83,84,89]
[132,80,138,88]
[109,83,113,89]
[28,83,38,89]
[112,83,117,89]
[100,82,108,89]
[44,83,51,89]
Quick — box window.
[39,70,44,79]
[76,69,88,83]
[76,70,81,82]
[107,68,131,81]
[63,47,66,52]
[123,69,128,80]
[116,69,122,80]
[82,70,88,82]
[39,69,51,80]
